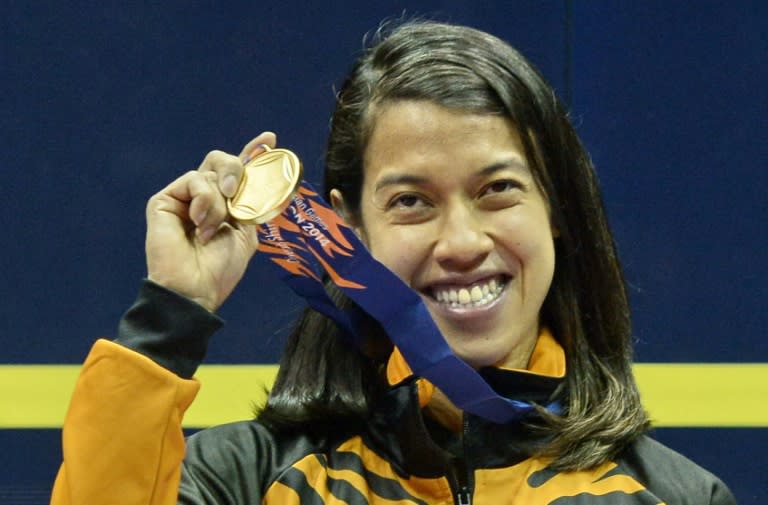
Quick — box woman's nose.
[432,204,493,271]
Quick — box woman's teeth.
[433,278,504,308]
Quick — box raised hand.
[144,132,277,312]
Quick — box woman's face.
[337,100,556,370]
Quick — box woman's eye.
[483,180,520,196]
[478,180,525,210]
[389,194,424,209]
[384,193,433,223]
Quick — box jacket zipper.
[452,460,472,505]
[455,486,471,505]
[452,415,473,505]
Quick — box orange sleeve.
[50,339,200,505]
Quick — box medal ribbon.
[256,182,560,423]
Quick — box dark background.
[2,1,766,503]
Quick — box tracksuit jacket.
[51,281,737,504]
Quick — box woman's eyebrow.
[477,158,529,177]
[373,158,529,192]
[373,174,429,192]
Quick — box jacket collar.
[367,329,566,477]
[385,327,566,407]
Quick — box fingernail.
[242,144,268,164]
[193,209,208,226]
[221,174,238,197]
[198,226,216,243]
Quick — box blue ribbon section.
[256,182,560,423]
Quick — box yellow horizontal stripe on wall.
[1,363,766,429]
[633,363,768,427]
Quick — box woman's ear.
[329,188,350,220]
[330,189,365,239]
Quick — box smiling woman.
[317,21,644,470]
[334,101,556,371]
[51,20,737,505]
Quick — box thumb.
[239,132,278,162]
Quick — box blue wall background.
[2,1,766,503]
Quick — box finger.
[198,150,244,199]
[151,171,226,243]
[191,171,230,243]
[238,131,278,163]
[147,171,208,221]
[196,132,278,200]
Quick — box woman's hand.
[144,132,277,312]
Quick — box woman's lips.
[423,274,510,317]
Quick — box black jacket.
[52,281,738,504]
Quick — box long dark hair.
[259,20,648,470]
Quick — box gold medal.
[227,146,303,223]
